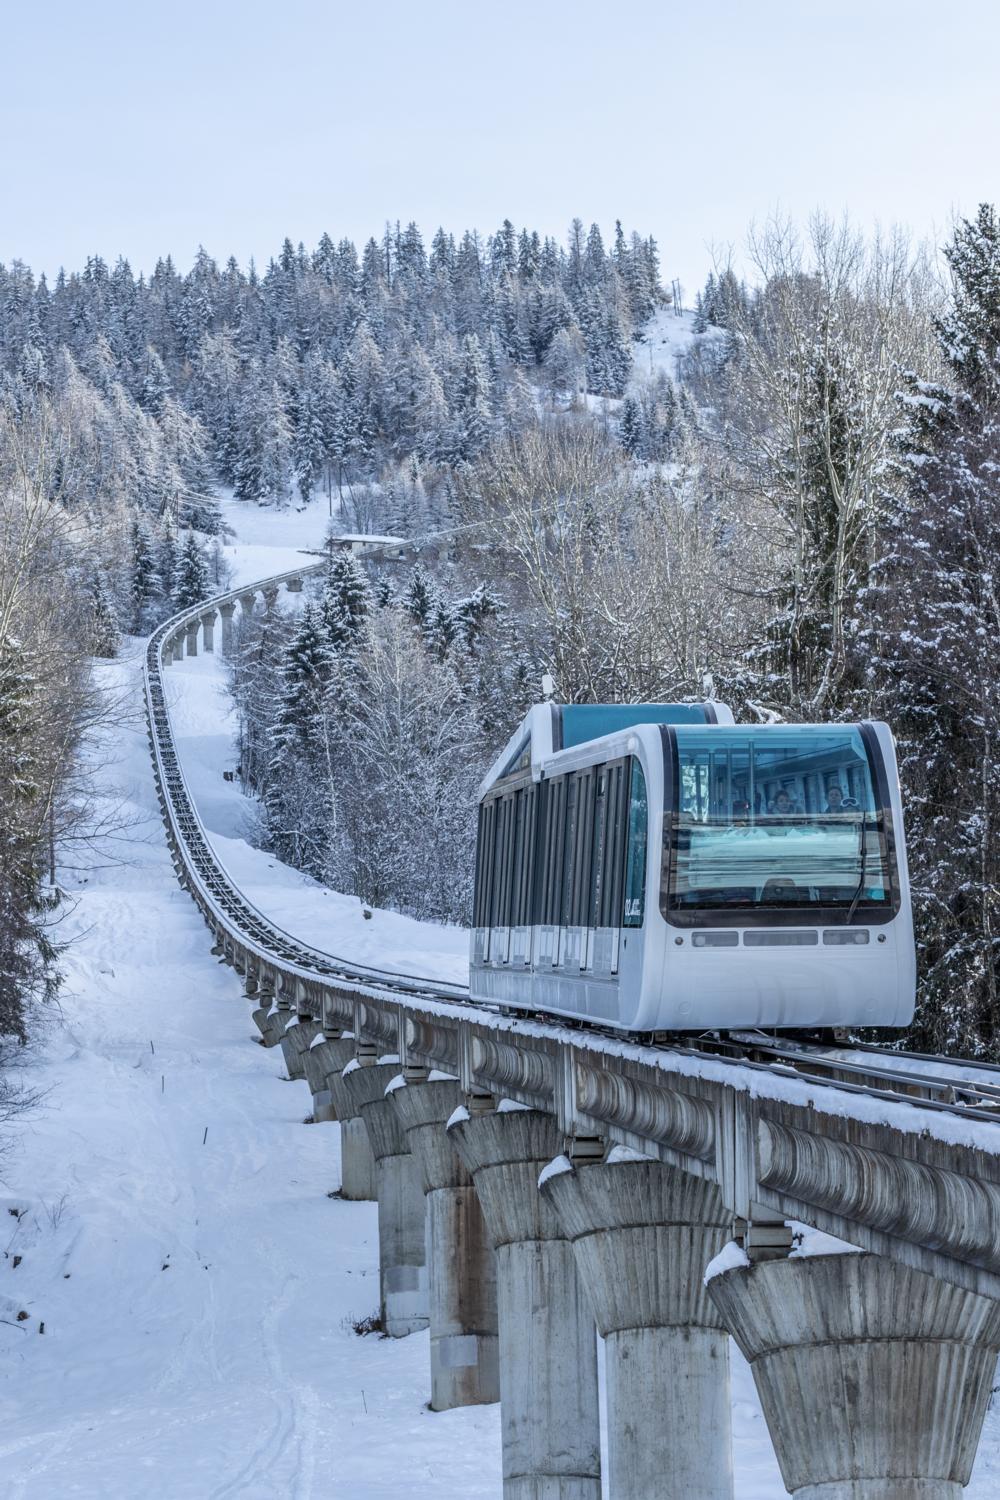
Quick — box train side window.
[514,785,537,927]
[604,762,627,929]
[589,768,608,928]
[544,777,566,925]
[509,790,526,926]
[623,759,648,928]
[560,777,579,927]
[573,771,596,927]
[492,797,511,927]
[475,801,494,927]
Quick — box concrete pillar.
[263,585,279,612]
[250,970,274,1039]
[542,1156,734,1500]
[393,1079,500,1410]
[286,576,303,593]
[341,1063,428,1336]
[303,1033,354,1121]
[201,609,217,652]
[708,1250,1000,1500]
[184,621,199,657]
[238,591,256,625]
[327,1064,378,1201]
[448,1108,601,1500]
[254,977,290,1048]
[279,990,320,1079]
[219,601,236,654]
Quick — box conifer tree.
[321,548,371,652]
[171,529,210,608]
[620,395,642,455]
[129,516,161,631]
[402,563,438,630]
[87,574,121,657]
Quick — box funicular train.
[469,703,915,1034]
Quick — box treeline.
[0,219,663,517]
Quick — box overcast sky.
[2,0,998,299]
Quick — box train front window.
[664,727,893,918]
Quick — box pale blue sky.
[2,0,998,297]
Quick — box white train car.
[470,703,915,1034]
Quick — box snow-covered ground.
[629,304,719,387]
[2,501,998,1495]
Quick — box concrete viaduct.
[149,562,1000,1500]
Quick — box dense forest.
[3,209,1000,1059]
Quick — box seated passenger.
[731,798,752,830]
[824,784,859,814]
[768,789,800,817]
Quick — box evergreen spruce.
[87,574,121,657]
[321,548,371,653]
[171,530,210,609]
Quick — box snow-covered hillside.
[1,501,998,1497]
[629,305,721,388]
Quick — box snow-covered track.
[143,566,1000,1303]
[143,564,471,1007]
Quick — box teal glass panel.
[623,760,648,927]
[560,703,710,749]
[669,726,890,911]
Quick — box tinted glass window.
[623,760,648,927]
[666,727,891,913]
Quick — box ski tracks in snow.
[208,1273,316,1500]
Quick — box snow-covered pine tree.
[293,364,327,502]
[619,395,642,455]
[129,516,161,631]
[320,547,371,653]
[263,602,338,874]
[402,563,439,632]
[171,529,210,609]
[86,573,121,657]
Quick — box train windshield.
[664,726,895,919]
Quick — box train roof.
[480,700,734,797]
